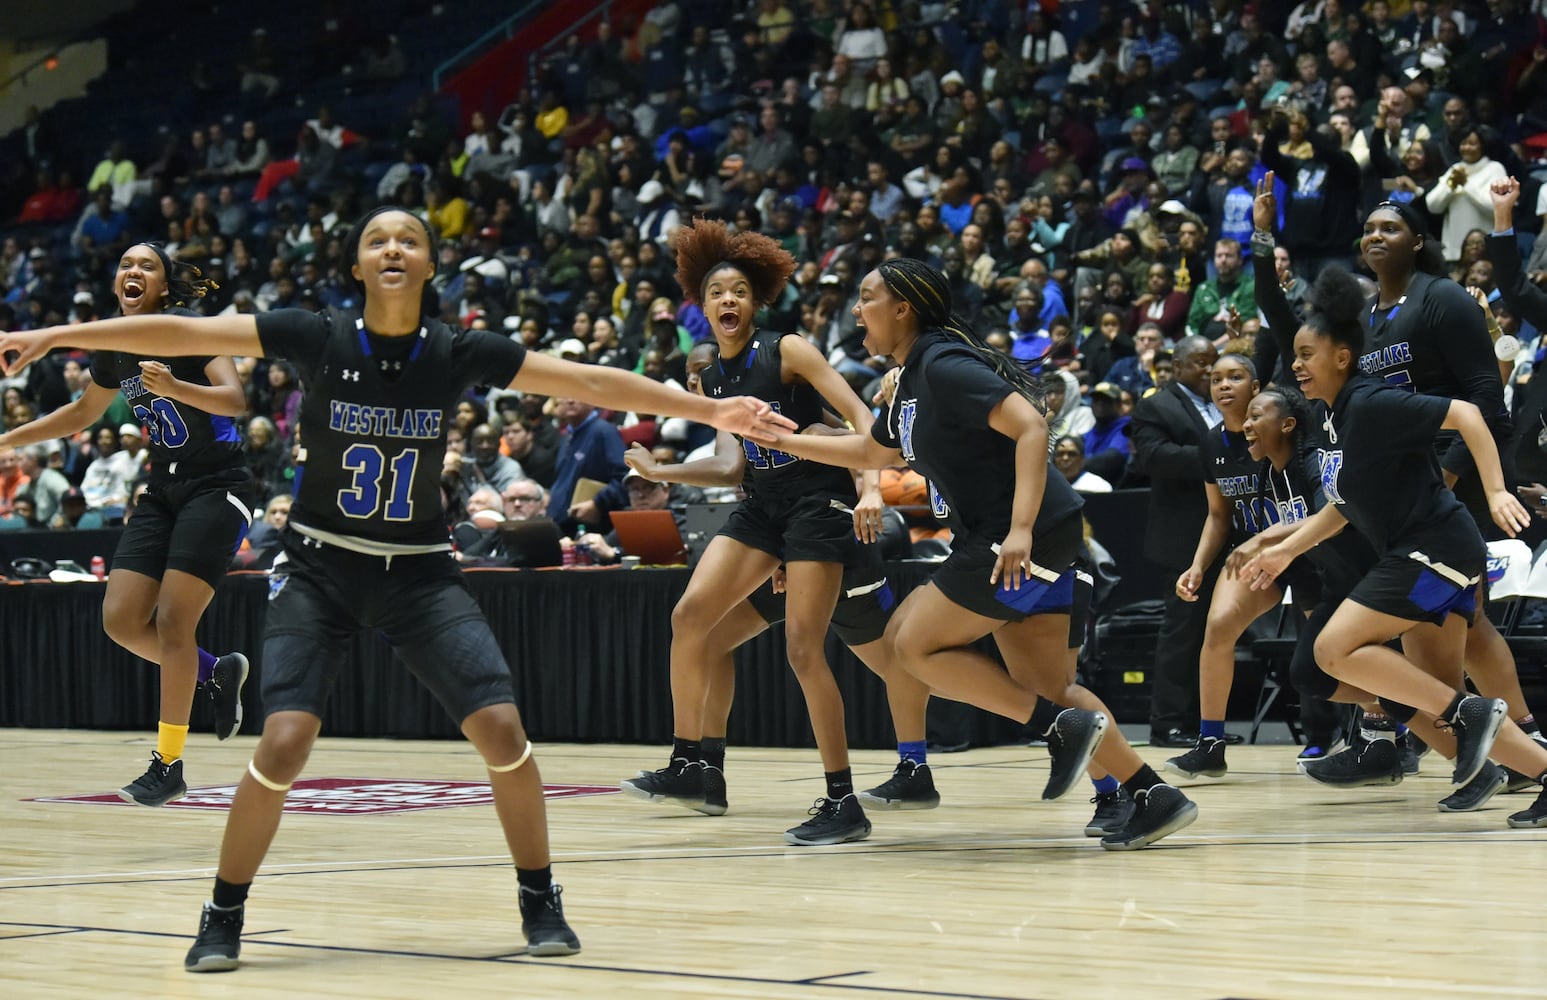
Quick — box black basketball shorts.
[112,468,253,589]
[259,537,514,722]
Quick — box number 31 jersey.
[256,307,526,549]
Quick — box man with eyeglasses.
[502,482,547,522]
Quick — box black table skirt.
[0,564,1036,750]
[0,491,1170,749]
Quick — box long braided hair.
[127,242,219,311]
[876,257,1044,408]
[1251,382,1314,511]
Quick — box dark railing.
[524,0,615,89]
[0,30,95,100]
[430,0,551,92]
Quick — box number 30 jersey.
[90,307,245,476]
[256,307,526,550]
[696,332,857,501]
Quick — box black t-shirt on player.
[1204,425,1271,548]
[1311,375,1467,553]
[89,306,244,474]
[1361,271,1511,503]
[255,307,526,549]
[697,331,857,500]
[871,331,1082,541]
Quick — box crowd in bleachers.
[4,0,1547,556]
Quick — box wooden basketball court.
[3,728,1543,999]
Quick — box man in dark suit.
[1128,335,1220,748]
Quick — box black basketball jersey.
[1310,375,1467,554]
[1361,272,1498,406]
[89,308,244,474]
[696,332,857,498]
[1203,426,1273,546]
[255,307,526,550]
[1362,271,1511,525]
[1273,442,1375,598]
[873,331,1083,540]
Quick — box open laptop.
[679,503,736,566]
[496,517,565,568]
[609,509,688,565]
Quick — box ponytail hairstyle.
[130,242,219,309]
[1302,265,1366,354]
[343,206,441,319]
[876,257,1044,408]
[1368,199,1447,276]
[674,217,796,307]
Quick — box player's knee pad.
[487,740,534,773]
[247,760,293,792]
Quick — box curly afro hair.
[674,217,796,307]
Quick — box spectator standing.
[1425,126,1507,265]
[1258,108,1362,279]
[242,415,294,505]
[834,3,887,75]
[1188,239,1256,344]
[546,397,628,528]
[1128,335,1221,747]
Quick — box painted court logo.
[28,778,619,815]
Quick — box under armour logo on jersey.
[380,360,402,372]
[341,369,360,382]
[712,386,723,396]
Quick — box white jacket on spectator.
[1424,155,1506,263]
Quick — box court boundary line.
[0,920,1052,1000]
[4,825,1543,891]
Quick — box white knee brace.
[487,740,535,773]
[247,760,293,792]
